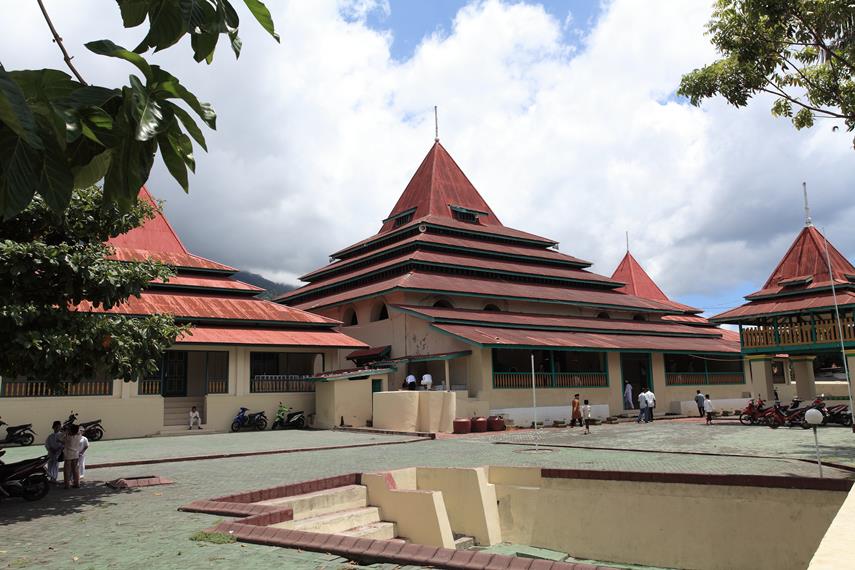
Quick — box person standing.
[44,421,63,483]
[420,373,433,390]
[704,394,714,425]
[582,399,592,435]
[60,424,84,489]
[189,406,202,430]
[570,394,582,427]
[405,373,417,391]
[636,389,649,423]
[694,390,705,418]
[78,435,90,480]
[624,383,634,409]
[645,388,657,423]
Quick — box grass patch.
[190,531,236,544]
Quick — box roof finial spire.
[803,181,813,227]
[434,105,439,143]
[625,230,630,252]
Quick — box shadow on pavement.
[0,481,139,524]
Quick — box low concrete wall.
[362,468,455,548]
[373,391,456,433]
[489,467,847,570]
[205,393,316,432]
[671,397,750,416]
[490,404,609,426]
[0,390,163,440]
[417,467,502,546]
[809,485,855,569]
[314,379,372,430]
[454,393,490,417]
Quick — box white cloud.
[3,0,854,309]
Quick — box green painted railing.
[665,372,745,386]
[493,372,608,389]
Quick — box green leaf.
[168,128,194,172]
[134,1,185,53]
[150,67,216,128]
[85,40,153,81]
[61,86,122,109]
[103,109,156,208]
[128,75,164,141]
[0,64,43,150]
[116,0,149,27]
[179,0,209,32]
[72,149,112,188]
[164,101,207,151]
[191,32,219,63]
[0,127,40,218]
[228,30,242,59]
[34,120,74,211]
[243,0,279,42]
[8,69,79,101]
[80,107,117,147]
[157,132,188,192]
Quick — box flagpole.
[531,352,539,450]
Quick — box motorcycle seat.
[80,420,101,427]
[0,456,46,478]
[5,424,32,432]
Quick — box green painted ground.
[2,423,852,569]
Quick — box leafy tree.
[679,0,855,145]
[0,186,186,389]
[0,0,279,220]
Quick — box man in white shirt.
[624,383,634,409]
[645,389,656,422]
[405,373,417,390]
[420,373,433,390]
[636,390,648,423]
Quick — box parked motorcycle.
[0,452,50,501]
[798,396,829,429]
[63,411,105,441]
[271,403,306,430]
[230,407,267,432]
[764,397,806,428]
[739,399,768,425]
[0,417,36,446]
[825,403,852,427]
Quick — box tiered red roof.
[714,225,855,323]
[90,188,364,349]
[280,142,738,354]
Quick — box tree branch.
[791,9,855,75]
[36,0,87,85]
[759,83,850,120]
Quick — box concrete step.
[257,484,367,520]
[339,521,397,540]
[272,507,380,534]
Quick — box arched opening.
[483,304,501,312]
[432,299,454,309]
[597,312,610,319]
[343,307,358,326]
[632,314,646,322]
[371,302,389,322]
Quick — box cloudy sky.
[4,0,855,315]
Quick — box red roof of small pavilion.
[379,141,501,233]
[612,252,669,301]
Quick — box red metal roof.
[712,290,855,322]
[346,346,392,360]
[379,141,502,233]
[108,187,188,254]
[109,247,236,272]
[750,226,855,298]
[152,274,262,292]
[80,291,339,324]
[287,270,685,313]
[178,326,365,347]
[434,324,740,353]
[611,252,669,301]
[304,232,589,282]
[395,305,722,338]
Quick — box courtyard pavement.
[2,422,853,569]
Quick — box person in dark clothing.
[695,390,705,417]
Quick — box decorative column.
[746,355,775,401]
[790,355,817,400]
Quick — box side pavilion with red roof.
[712,222,855,404]
[0,188,366,439]
[278,141,745,423]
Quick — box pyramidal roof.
[611,251,669,302]
[379,141,501,233]
[109,187,189,255]
[759,225,855,292]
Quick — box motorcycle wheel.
[19,432,34,446]
[295,417,306,429]
[800,420,811,430]
[88,426,104,441]
[254,418,267,431]
[738,414,753,426]
[22,476,50,501]
[842,415,853,427]
[230,421,241,433]
[768,417,781,429]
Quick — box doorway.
[621,353,651,410]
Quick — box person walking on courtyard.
[570,394,582,427]
[704,394,714,425]
[636,388,648,423]
[582,399,592,435]
[44,420,63,483]
[78,434,90,479]
[60,424,84,489]
[645,388,656,422]
[624,383,634,409]
[694,390,705,418]
[189,406,202,430]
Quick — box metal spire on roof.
[625,230,630,252]
[803,181,814,227]
[434,105,439,142]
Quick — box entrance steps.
[163,396,205,426]
[264,484,400,540]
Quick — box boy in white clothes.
[703,394,715,425]
[582,400,592,435]
[78,435,90,479]
[189,406,202,430]
[44,421,63,482]
[60,424,84,489]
